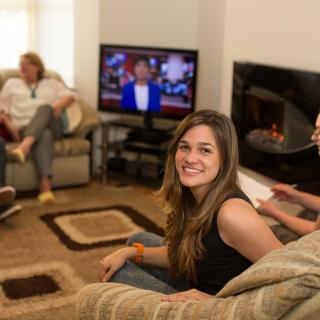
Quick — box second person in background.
[0,52,77,204]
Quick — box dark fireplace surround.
[231,62,320,194]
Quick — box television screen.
[98,44,198,123]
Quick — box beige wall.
[197,0,226,110]
[100,0,198,49]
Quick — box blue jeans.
[109,232,191,294]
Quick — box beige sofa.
[0,69,101,191]
[77,230,320,320]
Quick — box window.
[0,0,74,86]
[0,0,30,68]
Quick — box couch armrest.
[77,282,224,320]
[77,231,320,320]
[73,100,101,138]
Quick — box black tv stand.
[100,118,177,182]
[127,128,172,145]
[143,112,154,130]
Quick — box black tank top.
[195,188,253,295]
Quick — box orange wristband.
[132,242,144,265]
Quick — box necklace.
[28,83,38,99]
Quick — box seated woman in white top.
[0,52,76,203]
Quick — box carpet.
[0,182,166,320]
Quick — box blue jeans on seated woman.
[109,232,191,294]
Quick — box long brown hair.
[155,109,240,282]
[20,52,45,80]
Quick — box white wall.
[74,0,100,107]
[220,0,320,115]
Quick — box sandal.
[11,148,26,164]
[38,191,55,204]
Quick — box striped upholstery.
[77,231,320,320]
[6,138,90,161]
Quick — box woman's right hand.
[256,199,281,219]
[99,247,135,282]
[270,183,300,204]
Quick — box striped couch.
[77,230,320,320]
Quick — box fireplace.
[232,62,320,190]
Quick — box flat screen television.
[98,44,198,128]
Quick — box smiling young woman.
[99,109,283,302]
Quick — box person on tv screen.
[121,56,161,112]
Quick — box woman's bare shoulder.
[217,198,264,238]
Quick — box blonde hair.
[20,52,45,80]
[155,109,240,282]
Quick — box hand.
[53,105,63,119]
[256,199,280,219]
[160,289,213,302]
[99,247,134,283]
[270,183,300,203]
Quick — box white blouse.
[0,78,77,128]
[134,84,149,111]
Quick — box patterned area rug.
[0,182,165,320]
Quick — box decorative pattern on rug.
[0,183,166,320]
[0,262,85,319]
[40,205,165,251]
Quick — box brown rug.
[0,182,166,320]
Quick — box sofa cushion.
[65,102,83,133]
[0,69,63,88]
[77,231,320,320]
[6,138,90,161]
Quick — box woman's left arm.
[218,198,283,263]
[52,95,75,118]
[51,79,77,118]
